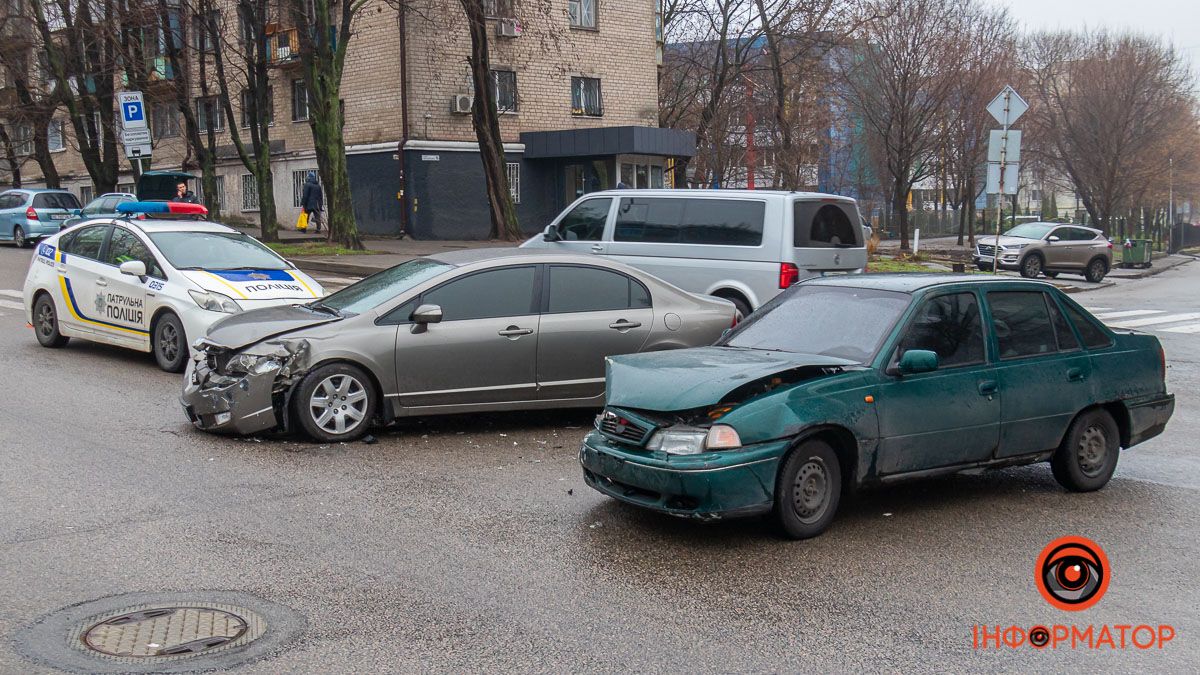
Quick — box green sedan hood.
[605,346,858,412]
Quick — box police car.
[23,201,325,372]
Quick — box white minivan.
[521,189,867,315]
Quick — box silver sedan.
[181,249,737,441]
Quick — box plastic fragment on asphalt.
[361,435,378,445]
[568,489,573,495]
[883,513,893,517]
[589,521,602,528]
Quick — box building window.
[291,79,309,122]
[80,186,94,203]
[292,169,320,208]
[568,0,596,29]
[192,10,219,53]
[12,123,32,156]
[492,69,517,113]
[241,173,259,211]
[195,95,223,132]
[196,175,225,209]
[151,103,180,139]
[241,87,274,127]
[47,120,66,151]
[117,182,136,194]
[506,162,520,203]
[483,0,513,17]
[571,76,602,116]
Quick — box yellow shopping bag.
[296,211,308,232]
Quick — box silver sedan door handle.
[608,320,642,331]
[498,326,534,338]
[590,244,604,253]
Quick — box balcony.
[267,28,301,67]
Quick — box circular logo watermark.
[1035,536,1110,611]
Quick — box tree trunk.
[0,125,21,187]
[461,0,519,240]
[893,180,910,252]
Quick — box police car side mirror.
[119,260,147,278]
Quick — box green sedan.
[580,275,1174,539]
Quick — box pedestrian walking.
[301,172,324,235]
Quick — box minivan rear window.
[615,197,764,246]
[794,201,861,248]
[33,193,82,210]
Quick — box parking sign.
[118,91,147,131]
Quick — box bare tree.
[1023,31,1193,235]
[841,0,972,251]
[0,4,61,188]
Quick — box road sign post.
[985,85,1028,274]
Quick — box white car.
[23,206,324,372]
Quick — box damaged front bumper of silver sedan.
[180,338,312,435]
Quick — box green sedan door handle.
[1067,367,1086,382]
[978,380,998,397]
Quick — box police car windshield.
[148,231,290,271]
[319,259,451,315]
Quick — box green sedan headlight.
[189,289,242,314]
[647,424,742,455]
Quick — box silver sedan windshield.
[319,259,452,314]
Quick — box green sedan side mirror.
[897,349,939,375]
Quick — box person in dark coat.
[300,172,324,233]
[174,181,200,204]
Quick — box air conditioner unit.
[451,94,474,114]
[496,18,522,38]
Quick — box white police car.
[23,201,324,372]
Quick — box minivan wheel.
[1085,258,1108,283]
[715,293,752,318]
[773,439,841,540]
[33,294,69,348]
[293,363,376,442]
[153,312,188,372]
[14,225,28,248]
[1020,253,1043,278]
[1051,409,1120,492]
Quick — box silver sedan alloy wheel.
[308,374,369,435]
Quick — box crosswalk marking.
[0,299,23,311]
[1080,307,1112,313]
[0,289,21,299]
[1110,312,1200,328]
[1092,310,1164,320]
[1162,324,1200,334]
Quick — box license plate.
[976,255,994,263]
[50,214,69,220]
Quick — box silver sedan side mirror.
[411,304,443,324]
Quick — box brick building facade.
[0,0,693,239]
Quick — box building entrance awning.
[519,126,695,160]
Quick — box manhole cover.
[15,591,302,673]
[80,605,257,658]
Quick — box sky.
[994,0,1200,71]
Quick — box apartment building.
[0,0,694,239]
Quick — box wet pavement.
[0,244,1196,672]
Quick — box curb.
[293,258,395,277]
[1108,255,1193,280]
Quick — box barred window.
[195,175,225,210]
[241,174,259,212]
[292,169,320,208]
[492,69,517,113]
[506,162,520,204]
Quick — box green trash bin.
[1120,239,1153,269]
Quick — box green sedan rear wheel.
[1051,409,1119,492]
[774,439,842,540]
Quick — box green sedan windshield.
[318,258,452,315]
[719,285,910,362]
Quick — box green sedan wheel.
[774,439,842,540]
[1052,409,1119,492]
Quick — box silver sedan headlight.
[646,424,742,455]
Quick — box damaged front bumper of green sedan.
[580,430,791,520]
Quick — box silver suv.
[974,222,1113,282]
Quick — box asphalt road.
[0,244,1196,673]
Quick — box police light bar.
[116,201,209,217]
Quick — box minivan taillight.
[25,207,38,220]
[779,263,800,289]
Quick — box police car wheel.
[153,312,187,373]
[33,294,69,348]
[294,363,376,443]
